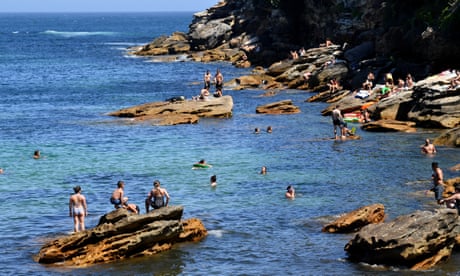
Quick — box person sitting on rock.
[406,73,414,89]
[448,70,460,90]
[395,78,405,93]
[199,88,210,100]
[328,78,339,95]
[145,180,170,213]
[320,37,333,47]
[439,185,460,214]
[111,180,138,214]
[362,72,374,91]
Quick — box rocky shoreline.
[36,206,207,266]
[121,2,460,272]
[53,1,460,270]
[128,0,460,147]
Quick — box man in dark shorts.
[215,69,223,95]
[331,105,343,139]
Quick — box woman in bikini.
[69,185,87,233]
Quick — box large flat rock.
[108,95,233,126]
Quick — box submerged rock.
[255,100,300,114]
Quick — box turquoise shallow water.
[0,12,459,275]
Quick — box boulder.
[322,204,385,233]
[433,126,460,147]
[372,90,414,121]
[37,206,207,266]
[407,72,460,128]
[132,32,190,56]
[361,119,417,133]
[344,209,460,270]
[256,100,300,114]
[189,18,233,50]
[108,96,234,126]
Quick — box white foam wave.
[42,30,117,38]
[207,229,225,238]
[104,42,139,46]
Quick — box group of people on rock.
[289,38,335,60]
[360,72,414,99]
[69,179,170,233]
[195,69,224,100]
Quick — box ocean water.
[0,12,459,275]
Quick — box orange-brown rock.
[361,119,417,133]
[256,100,300,114]
[37,206,207,266]
[131,32,190,56]
[108,96,233,126]
[322,203,385,233]
[443,177,460,196]
[434,126,460,148]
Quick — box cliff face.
[189,0,460,70]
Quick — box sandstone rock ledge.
[36,206,207,266]
[256,100,300,114]
[108,96,233,126]
[322,204,385,234]
[345,209,460,270]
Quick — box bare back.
[112,188,123,200]
[71,193,84,206]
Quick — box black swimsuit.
[152,195,164,209]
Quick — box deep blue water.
[0,12,459,275]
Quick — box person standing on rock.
[214,69,224,95]
[204,70,211,90]
[69,185,87,233]
[429,162,445,204]
[331,105,344,139]
[145,180,170,213]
